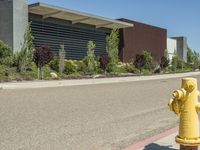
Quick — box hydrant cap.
[182,78,197,92]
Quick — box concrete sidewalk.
[124,127,200,150]
[123,127,178,150]
[1,72,200,90]
[137,132,179,150]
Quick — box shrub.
[14,23,35,73]
[49,57,59,72]
[74,60,87,74]
[34,46,53,79]
[160,56,169,70]
[83,41,99,74]
[0,56,14,66]
[99,55,111,72]
[0,40,12,58]
[187,47,194,64]
[141,50,153,70]
[0,40,13,66]
[171,55,178,71]
[107,29,120,72]
[192,51,200,70]
[124,64,137,73]
[64,60,77,75]
[134,54,146,73]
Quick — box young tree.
[84,41,99,74]
[34,46,53,79]
[107,29,120,72]
[59,44,65,74]
[15,23,35,72]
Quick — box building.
[118,18,167,63]
[167,36,188,62]
[167,38,177,61]
[0,0,28,53]
[0,0,133,60]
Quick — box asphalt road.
[1,76,199,150]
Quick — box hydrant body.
[168,78,200,146]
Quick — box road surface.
[1,76,199,150]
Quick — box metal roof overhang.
[28,3,133,29]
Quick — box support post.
[180,145,198,150]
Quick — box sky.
[28,0,200,52]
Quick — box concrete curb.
[0,72,200,90]
[123,127,178,150]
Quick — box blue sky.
[28,0,200,52]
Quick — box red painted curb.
[123,126,178,150]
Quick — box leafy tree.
[134,54,146,73]
[15,23,35,72]
[33,46,53,79]
[141,50,153,70]
[83,41,99,74]
[99,55,111,73]
[107,29,120,72]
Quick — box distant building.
[0,0,132,59]
[167,38,177,61]
[118,18,167,63]
[167,36,188,62]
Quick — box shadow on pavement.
[143,143,177,150]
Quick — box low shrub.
[0,56,14,67]
[0,40,12,58]
[64,60,77,75]
[0,40,13,66]
[73,60,87,74]
[49,57,59,72]
[124,64,137,73]
[114,63,137,74]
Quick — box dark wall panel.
[118,18,167,63]
[29,15,107,60]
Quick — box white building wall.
[167,38,177,61]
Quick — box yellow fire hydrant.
[168,78,200,146]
